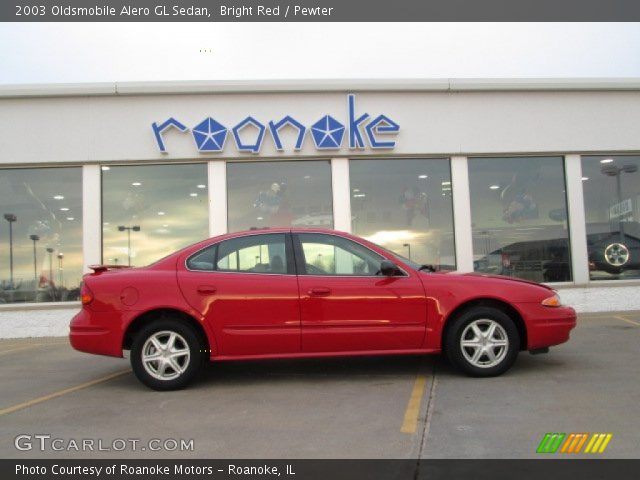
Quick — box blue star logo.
[311,115,345,149]
[192,117,228,152]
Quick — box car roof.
[151,226,412,272]
[221,227,351,237]
[172,227,355,258]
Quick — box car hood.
[428,271,554,291]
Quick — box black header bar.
[2,0,640,22]
[3,459,640,480]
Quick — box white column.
[82,164,102,272]
[208,160,227,237]
[450,156,474,272]
[565,154,589,285]
[331,157,352,233]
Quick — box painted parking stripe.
[400,374,427,434]
[0,345,43,356]
[0,341,68,356]
[614,315,640,327]
[0,370,129,417]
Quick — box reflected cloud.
[102,164,209,266]
[364,230,422,246]
[0,168,83,302]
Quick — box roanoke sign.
[151,94,399,154]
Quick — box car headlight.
[541,293,562,307]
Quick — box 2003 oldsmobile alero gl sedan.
[70,229,577,390]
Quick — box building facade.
[1,79,640,334]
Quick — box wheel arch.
[122,308,212,353]
[441,298,528,351]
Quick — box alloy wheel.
[604,243,630,267]
[141,330,191,381]
[460,319,509,368]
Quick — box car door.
[293,232,427,353]
[177,232,300,356]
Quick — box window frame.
[0,165,84,304]
[184,232,296,276]
[348,156,457,271]
[225,159,335,232]
[580,154,640,283]
[292,232,408,277]
[100,162,210,267]
[467,154,573,283]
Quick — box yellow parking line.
[0,340,66,349]
[0,341,68,356]
[614,315,640,327]
[400,374,427,434]
[0,370,129,417]
[0,344,44,356]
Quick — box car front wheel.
[131,320,203,390]
[445,307,520,377]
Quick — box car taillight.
[80,283,94,305]
[541,293,562,307]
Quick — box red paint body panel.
[69,228,576,362]
[515,303,577,349]
[177,269,300,355]
[298,274,427,352]
[69,308,122,357]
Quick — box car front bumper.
[519,303,577,350]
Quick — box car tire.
[131,319,204,391]
[445,307,520,377]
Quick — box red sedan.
[70,228,576,390]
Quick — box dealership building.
[1,78,640,336]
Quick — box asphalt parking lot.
[1,312,639,459]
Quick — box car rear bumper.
[519,304,577,350]
[69,309,123,357]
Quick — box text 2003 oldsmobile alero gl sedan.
[70,228,577,390]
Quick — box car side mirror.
[380,260,398,276]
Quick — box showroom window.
[226,161,333,232]
[469,156,571,282]
[0,167,82,303]
[102,164,209,267]
[349,158,455,270]
[582,155,640,281]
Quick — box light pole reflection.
[118,225,141,266]
[3,214,17,289]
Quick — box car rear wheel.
[445,307,520,377]
[131,320,203,390]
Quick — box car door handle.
[196,286,217,295]
[308,287,331,297]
